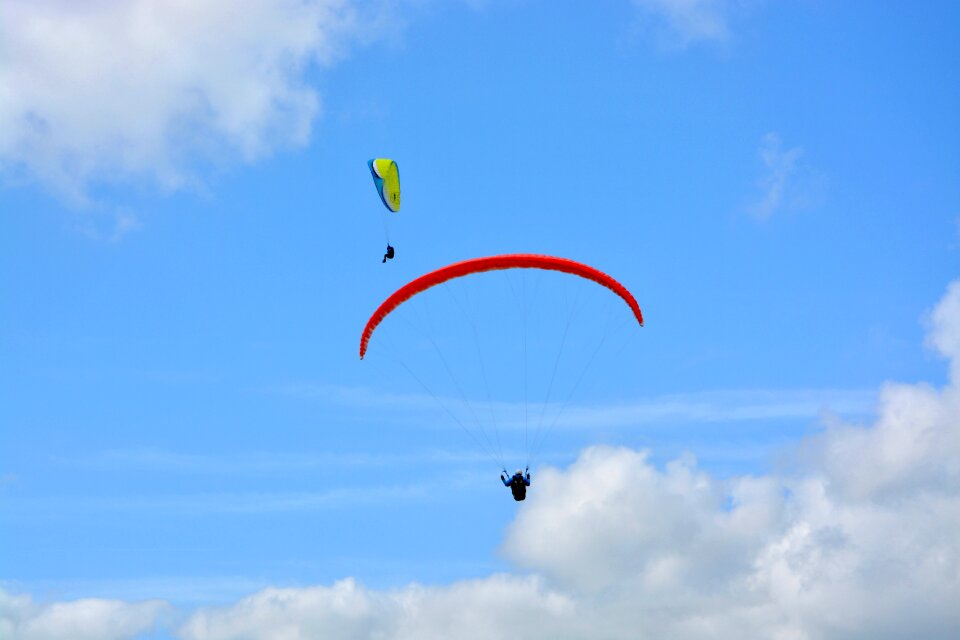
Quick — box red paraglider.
[360,254,643,359]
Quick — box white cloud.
[4,484,437,516]
[500,281,960,638]
[66,448,491,474]
[747,132,807,220]
[927,280,960,379]
[283,381,876,428]
[555,387,874,428]
[802,281,960,502]
[178,577,574,640]
[0,0,383,203]
[631,0,736,47]
[5,280,960,638]
[0,590,169,640]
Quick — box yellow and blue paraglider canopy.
[368,158,400,212]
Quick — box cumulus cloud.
[502,280,960,638]
[0,590,169,640]
[4,280,960,638]
[799,281,960,503]
[504,446,959,638]
[0,0,383,203]
[178,576,574,640]
[927,281,960,379]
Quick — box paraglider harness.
[383,244,395,263]
[502,468,531,501]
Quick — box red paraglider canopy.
[360,254,643,359]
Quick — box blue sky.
[1,1,959,638]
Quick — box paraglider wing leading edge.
[359,254,644,359]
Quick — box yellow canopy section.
[368,158,400,213]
